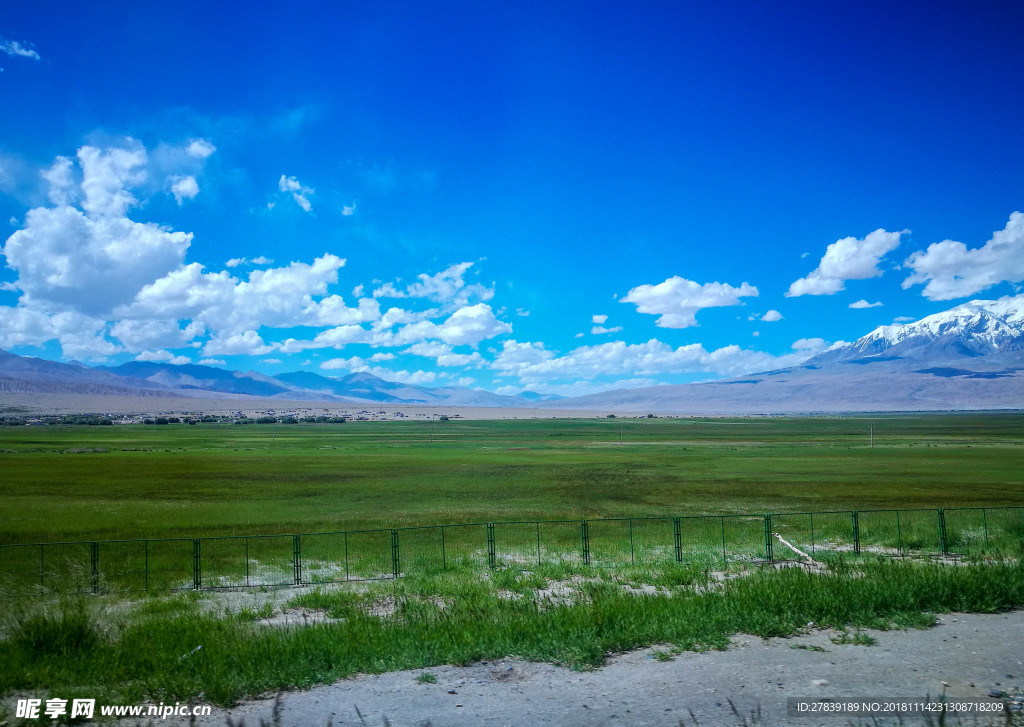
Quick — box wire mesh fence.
[2,506,1022,597]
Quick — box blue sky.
[2,1,1023,395]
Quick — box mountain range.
[2,295,1023,412]
[0,350,561,407]
[555,296,1024,413]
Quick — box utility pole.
[619,422,623,445]
[870,424,874,449]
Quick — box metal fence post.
[720,516,727,566]
[441,526,447,570]
[535,522,541,565]
[390,529,400,579]
[982,509,990,551]
[144,540,149,591]
[293,534,302,585]
[581,520,591,565]
[809,513,816,555]
[90,542,99,594]
[896,511,903,555]
[937,509,948,556]
[245,537,251,587]
[344,531,350,581]
[852,511,861,555]
[192,539,202,590]
[39,544,44,593]
[628,518,635,564]
[672,517,682,562]
[764,515,773,562]
[486,523,496,569]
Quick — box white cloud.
[202,330,275,356]
[621,277,759,328]
[372,262,493,307]
[77,143,148,218]
[516,308,530,317]
[0,38,40,61]
[136,349,191,365]
[592,314,608,324]
[278,174,314,213]
[123,254,351,334]
[262,358,282,365]
[761,309,783,322]
[342,202,357,216]
[787,229,903,297]
[41,156,76,206]
[591,325,623,335]
[406,341,484,367]
[186,139,216,159]
[902,211,1024,300]
[199,358,225,366]
[849,299,882,309]
[110,319,204,352]
[434,303,511,346]
[225,255,275,268]
[4,205,191,316]
[490,336,828,385]
[319,359,436,385]
[170,175,199,204]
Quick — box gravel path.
[192,610,1024,727]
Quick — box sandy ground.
[180,610,1024,727]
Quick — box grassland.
[1,414,1023,545]
[2,414,1024,717]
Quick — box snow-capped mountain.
[807,295,1024,364]
[544,295,1024,413]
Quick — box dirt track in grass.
[192,610,1024,727]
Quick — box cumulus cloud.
[3,204,191,317]
[591,325,623,335]
[849,299,882,309]
[319,359,436,385]
[406,341,484,367]
[621,277,758,328]
[0,38,40,60]
[199,358,225,366]
[761,310,783,322]
[202,330,275,356]
[170,175,199,204]
[110,319,204,352]
[592,314,608,324]
[902,211,1024,300]
[122,254,356,333]
[136,349,191,365]
[490,336,830,385]
[342,202,357,216]
[787,229,903,297]
[186,139,216,159]
[278,174,314,213]
[372,262,493,307]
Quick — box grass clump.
[2,559,1023,709]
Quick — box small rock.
[448,690,457,695]
[812,679,829,687]
[941,681,950,687]
[455,703,463,708]
[990,690,1006,698]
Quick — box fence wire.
[2,507,1022,596]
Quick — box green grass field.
[2,414,1023,545]
[3,414,1024,715]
